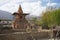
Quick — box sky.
[0,0,60,16]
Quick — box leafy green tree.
[54,8,60,25]
[41,8,60,28]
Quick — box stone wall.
[0,31,52,40]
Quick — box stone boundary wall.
[0,31,52,40]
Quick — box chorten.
[12,5,29,29]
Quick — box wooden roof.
[18,5,23,14]
[13,5,29,15]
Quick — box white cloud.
[42,0,50,2]
[21,1,41,12]
[0,0,46,16]
[47,2,57,6]
[0,0,19,13]
[21,1,46,16]
[0,0,10,6]
[16,0,40,3]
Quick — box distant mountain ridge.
[0,10,13,20]
[0,10,40,20]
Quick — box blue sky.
[0,0,60,16]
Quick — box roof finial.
[18,5,23,14]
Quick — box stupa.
[12,5,29,29]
